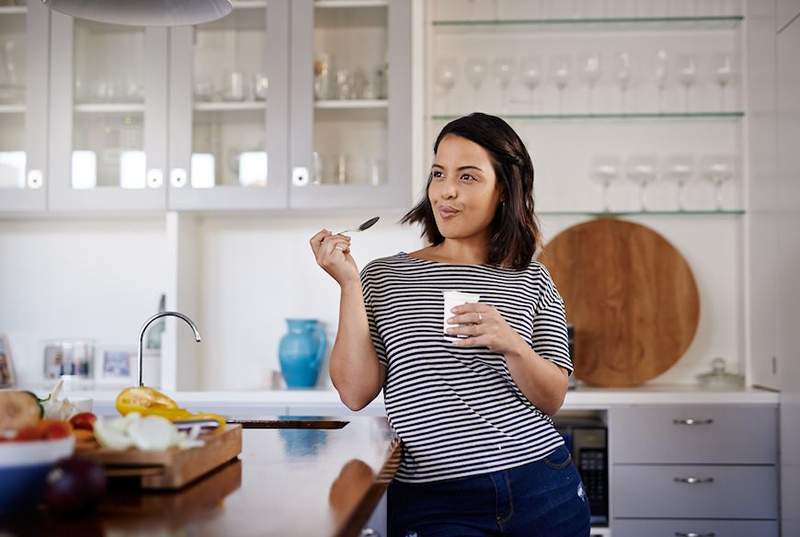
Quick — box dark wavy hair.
[400,113,541,270]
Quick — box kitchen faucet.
[138,311,201,387]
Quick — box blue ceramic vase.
[278,319,326,388]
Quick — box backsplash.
[0,211,744,391]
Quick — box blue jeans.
[387,445,591,537]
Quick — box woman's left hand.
[446,303,525,355]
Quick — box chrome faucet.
[138,311,201,387]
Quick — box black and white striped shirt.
[360,252,572,483]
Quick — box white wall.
[0,217,168,385]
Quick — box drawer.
[613,519,778,537]
[612,465,777,519]
[610,406,777,464]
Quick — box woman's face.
[428,134,502,241]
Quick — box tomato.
[69,412,97,431]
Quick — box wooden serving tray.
[77,424,242,490]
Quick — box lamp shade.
[42,0,233,26]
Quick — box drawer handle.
[673,418,713,425]
[674,476,714,484]
[675,533,716,537]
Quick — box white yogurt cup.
[443,290,481,342]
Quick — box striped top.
[360,252,572,483]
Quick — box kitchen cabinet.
[288,0,412,210]
[0,1,48,211]
[2,0,412,213]
[166,0,290,210]
[48,13,169,211]
[609,404,779,536]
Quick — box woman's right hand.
[310,229,359,286]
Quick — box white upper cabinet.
[3,0,412,213]
[167,0,290,210]
[288,0,412,210]
[0,1,48,211]
[47,14,168,211]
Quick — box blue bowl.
[0,436,75,514]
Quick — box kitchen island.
[0,417,400,537]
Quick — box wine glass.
[625,155,658,211]
[590,155,621,212]
[654,49,669,113]
[700,154,734,210]
[464,57,488,110]
[519,56,542,112]
[551,55,571,114]
[712,52,734,111]
[492,57,515,113]
[677,54,697,112]
[580,52,602,114]
[614,52,632,113]
[662,154,695,211]
[434,57,458,95]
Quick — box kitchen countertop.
[24,384,779,411]
[0,417,400,537]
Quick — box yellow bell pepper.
[116,387,226,431]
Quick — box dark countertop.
[0,417,401,537]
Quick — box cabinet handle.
[170,168,187,188]
[27,169,44,189]
[673,418,713,426]
[146,169,164,188]
[292,166,309,186]
[675,532,715,537]
[674,476,714,484]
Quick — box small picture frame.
[0,334,15,388]
[95,345,136,385]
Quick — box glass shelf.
[230,0,267,9]
[316,0,388,8]
[314,99,387,110]
[0,104,24,114]
[194,101,265,112]
[539,210,745,216]
[0,6,26,16]
[431,112,744,121]
[74,103,146,114]
[432,16,743,32]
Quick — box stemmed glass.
[551,55,571,115]
[492,57,515,114]
[712,52,734,111]
[654,49,669,113]
[434,58,458,114]
[677,54,697,112]
[700,155,735,210]
[625,155,658,211]
[464,57,488,110]
[662,155,695,211]
[614,52,632,113]
[581,52,602,114]
[519,57,542,112]
[591,155,621,212]
[434,58,458,95]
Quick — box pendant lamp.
[42,0,233,26]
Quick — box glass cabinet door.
[48,13,167,210]
[0,0,47,211]
[167,0,289,210]
[289,0,411,210]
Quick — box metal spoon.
[336,216,380,235]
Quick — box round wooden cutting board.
[537,219,700,387]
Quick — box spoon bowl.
[336,216,380,235]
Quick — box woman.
[310,113,590,536]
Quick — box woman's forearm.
[503,341,569,416]
[329,280,383,411]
